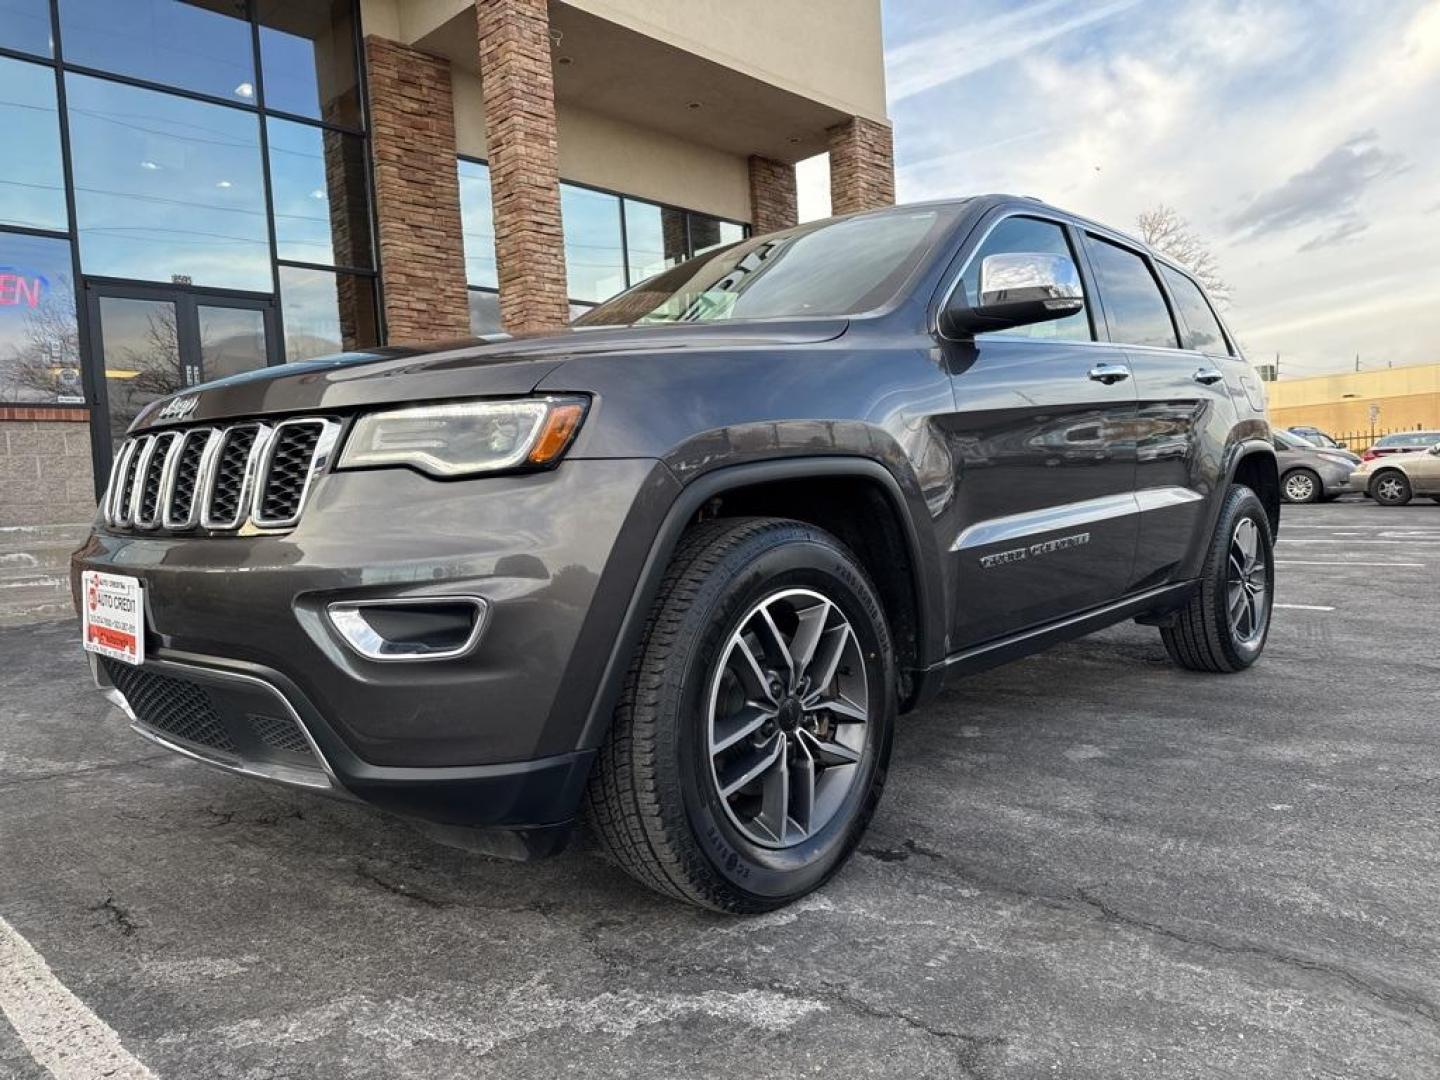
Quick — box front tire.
[1370,470,1412,506]
[1160,485,1274,673]
[1282,468,1321,504]
[586,516,895,913]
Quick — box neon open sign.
[0,268,48,309]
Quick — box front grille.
[104,660,238,754]
[104,416,338,534]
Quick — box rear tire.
[1160,485,1273,673]
[1281,468,1321,504]
[586,516,895,913]
[1370,470,1412,506]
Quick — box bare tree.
[1136,204,1231,306]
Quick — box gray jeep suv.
[74,196,1278,912]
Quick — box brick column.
[748,156,797,235]
[475,0,570,334]
[827,116,896,215]
[364,37,471,343]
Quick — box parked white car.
[1350,443,1440,506]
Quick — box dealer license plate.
[80,570,146,666]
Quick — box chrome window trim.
[200,423,273,531]
[161,427,223,530]
[324,595,491,663]
[250,418,342,530]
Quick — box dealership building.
[0,0,894,621]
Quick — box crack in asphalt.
[353,861,452,908]
[88,895,139,937]
[855,846,1439,1030]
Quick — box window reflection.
[458,159,497,289]
[467,289,500,335]
[0,57,67,232]
[198,305,268,381]
[560,184,625,303]
[279,264,377,361]
[256,0,361,128]
[67,73,272,292]
[58,0,254,103]
[0,233,82,404]
[693,218,744,256]
[623,201,688,283]
[0,0,53,56]
[98,296,183,444]
[268,118,371,268]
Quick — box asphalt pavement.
[2,498,1438,1079]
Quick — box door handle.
[1087,363,1131,385]
[1193,368,1224,386]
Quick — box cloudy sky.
[798,0,1440,379]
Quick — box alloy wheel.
[1284,473,1315,502]
[1226,518,1269,645]
[706,588,869,849]
[1375,476,1406,503]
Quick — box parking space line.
[1274,603,1336,612]
[1277,560,1425,567]
[0,916,158,1080]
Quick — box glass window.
[1086,236,1179,349]
[256,0,361,128]
[279,264,377,361]
[0,58,67,232]
[97,295,183,442]
[58,0,255,103]
[267,118,370,268]
[561,184,625,303]
[458,159,497,289]
[467,290,500,335]
[959,216,1091,341]
[66,73,271,292]
[197,304,268,381]
[0,0,53,56]
[691,215,744,257]
[578,207,959,326]
[623,200,689,284]
[0,232,82,404]
[1159,264,1229,354]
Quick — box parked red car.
[1361,431,1440,462]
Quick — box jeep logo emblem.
[157,394,199,422]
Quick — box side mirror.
[1429,442,1440,456]
[942,252,1085,337]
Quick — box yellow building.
[1267,362,1440,437]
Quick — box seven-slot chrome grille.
[103,418,340,533]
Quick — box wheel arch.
[1229,441,1281,534]
[574,457,946,755]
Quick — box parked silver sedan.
[1350,442,1440,506]
[1274,429,1362,503]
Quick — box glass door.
[87,283,278,480]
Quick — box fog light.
[326,597,488,662]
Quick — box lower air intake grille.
[249,712,312,756]
[103,660,238,754]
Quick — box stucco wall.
[1267,363,1440,434]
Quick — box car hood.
[130,320,848,431]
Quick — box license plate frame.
[80,570,146,667]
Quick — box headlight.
[337,397,586,478]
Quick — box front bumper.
[74,457,680,833]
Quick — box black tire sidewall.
[1207,490,1274,668]
[670,530,894,902]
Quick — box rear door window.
[1085,236,1180,349]
[1159,265,1230,354]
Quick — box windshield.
[574,206,962,327]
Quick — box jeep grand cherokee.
[74,196,1279,912]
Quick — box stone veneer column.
[475,0,570,333]
[748,156,797,235]
[827,116,896,215]
[363,36,471,343]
